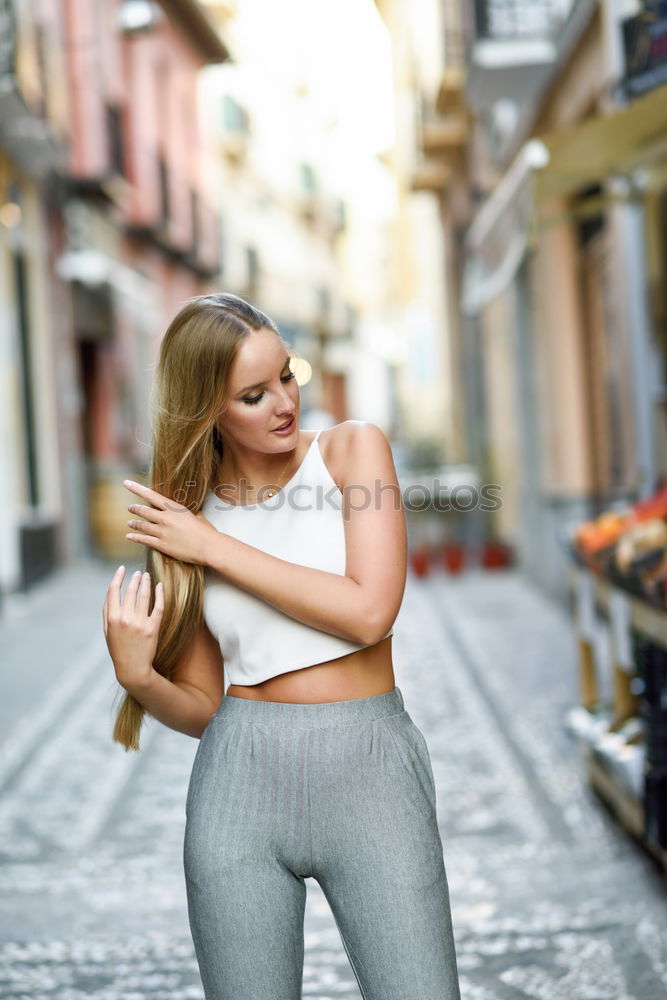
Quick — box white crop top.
[201,429,394,686]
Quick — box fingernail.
[117,565,125,572]
[133,570,141,577]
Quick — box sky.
[220,0,396,157]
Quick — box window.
[299,163,317,194]
[222,94,249,133]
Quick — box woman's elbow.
[357,609,394,647]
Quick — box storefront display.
[566,486,667,876]
[572,487,667,605]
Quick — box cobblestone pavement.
[1,558,666,999]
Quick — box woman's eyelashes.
[243,372,296,405]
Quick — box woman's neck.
[214,439,301,492]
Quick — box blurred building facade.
[0,0,71,597]
[1,0,402,604]
[379,0,667,602]
[200,0,399,434]
[373,0,463,459]
[0,0,229,601]
[461,0,667,602]
[62,0,229,566]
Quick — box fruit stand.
[565,487,667,874]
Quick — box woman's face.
[217,328,300,452]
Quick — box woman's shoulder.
[318,421,392,484]
[319,420,389,450]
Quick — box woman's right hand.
[103,566,164,692]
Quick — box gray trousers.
[183,685,461,1000]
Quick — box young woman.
[102,293,461,1000]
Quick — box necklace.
[223,449,296,499]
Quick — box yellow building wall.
[480,290,520,541]
[532,220,591,496]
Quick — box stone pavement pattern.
[0,559,666,999]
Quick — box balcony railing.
[0,0,65,178]
[420,114,469,155]
[107,104,126,179]
[465,0,583,115]
[473,0,573,41]
[184,194,221,278]
[124,149,220,277]
[410,160,451,194]
[445,27,466,69]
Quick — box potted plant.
[410,547,431,578]
[481,538,513,569]
[442,541,466,573]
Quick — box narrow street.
[1,559,666,999]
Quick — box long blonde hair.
[113,293,282,750]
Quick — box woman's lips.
[272,416,295,434]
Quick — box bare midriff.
[225,634,395,704]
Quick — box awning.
[461,143,544,316]
[535,83,667,204]
[462,83,667,316]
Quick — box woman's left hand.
[123,480,218,566]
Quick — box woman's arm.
[206,422,407,645]
[126,619,225,739]
[104,567,225,740]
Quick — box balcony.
[437,25,467,114]
[219,94,250,164]
[183,191,222,279]
[328,197,347,239]
[424,23,470,181]
[420,112,470,157]
[436,66,466,115]
[473,0,568,41]
[124,150,220,277]
[219,131,249,164]
[0,4,65,179]
[410,160,452,194]
[68,104,130,202]
[415,76,471,187]
[466,0,577,111]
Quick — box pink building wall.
[63,0,222,271]
[64,0,124,179]
[61,0,226,479]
